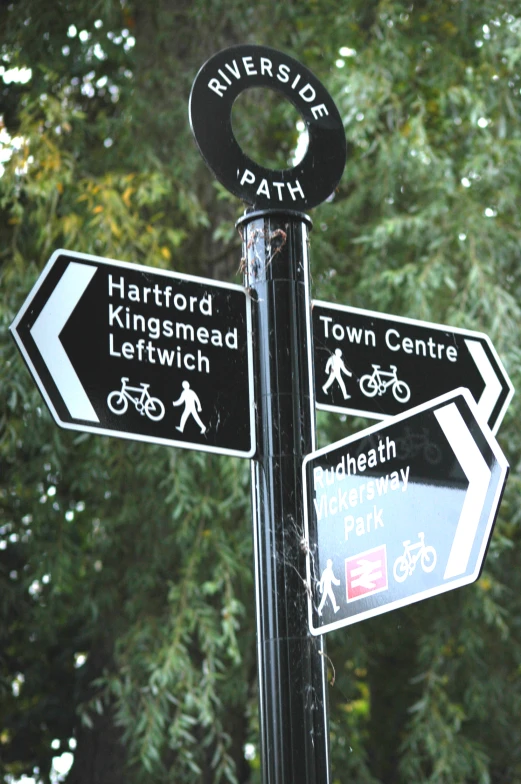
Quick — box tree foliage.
[1,1,520,783]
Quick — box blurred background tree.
[1,1,520,783]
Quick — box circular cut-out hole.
[231,87,309,171]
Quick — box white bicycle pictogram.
[359,364,411,403]
[393,532,437,583]
[107,377,165,421]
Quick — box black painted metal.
[189,45,346,211]
[237,209,331,784]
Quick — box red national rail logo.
[345,545,388,602]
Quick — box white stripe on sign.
[434,402,491,580]
[464,339,502,427]
[31,262,99,422]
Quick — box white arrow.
[434,402,491,580]
[464,339,503,432]
[30,262,99,422]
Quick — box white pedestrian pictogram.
[107,377,165,421]
[322,348,353,399]
[173,381,206,434]
[317,559,341,616]
[393,532,437,583]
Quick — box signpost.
[190,44,347,784]
[314,301,514,434]
[9,41,513,784]
[10,249,255,457]
[303,388,509,635]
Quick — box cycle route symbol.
[393,532,437,583]
[359,364,411,404]
[107,377,166,421]
[107,377,208,435]
[396,426,442,464]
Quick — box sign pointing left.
[11,250,255,457]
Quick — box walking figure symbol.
[322,348,352,400]
[317,559,341,616]
[172,381,206,434]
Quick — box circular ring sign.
[189,45,346,212]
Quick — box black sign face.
[313,301,514,434]
[189,44,346,211]
[303,389,509,634]
[11,250,255,457]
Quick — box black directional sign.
[313,301,514,434]
[11,250,255,457]
[303,388,509,634]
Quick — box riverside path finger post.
[190,45,347,783]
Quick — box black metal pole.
[238,209,331,784]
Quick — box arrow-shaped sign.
[303,388,509,634]
[313,301,514,434]
[11,249,255,457]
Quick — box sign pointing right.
[10,250,255,458]
[303,388,509,635]
[313,301,514,434]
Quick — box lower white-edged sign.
[10,249,255,457]
[303,388,509,635]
